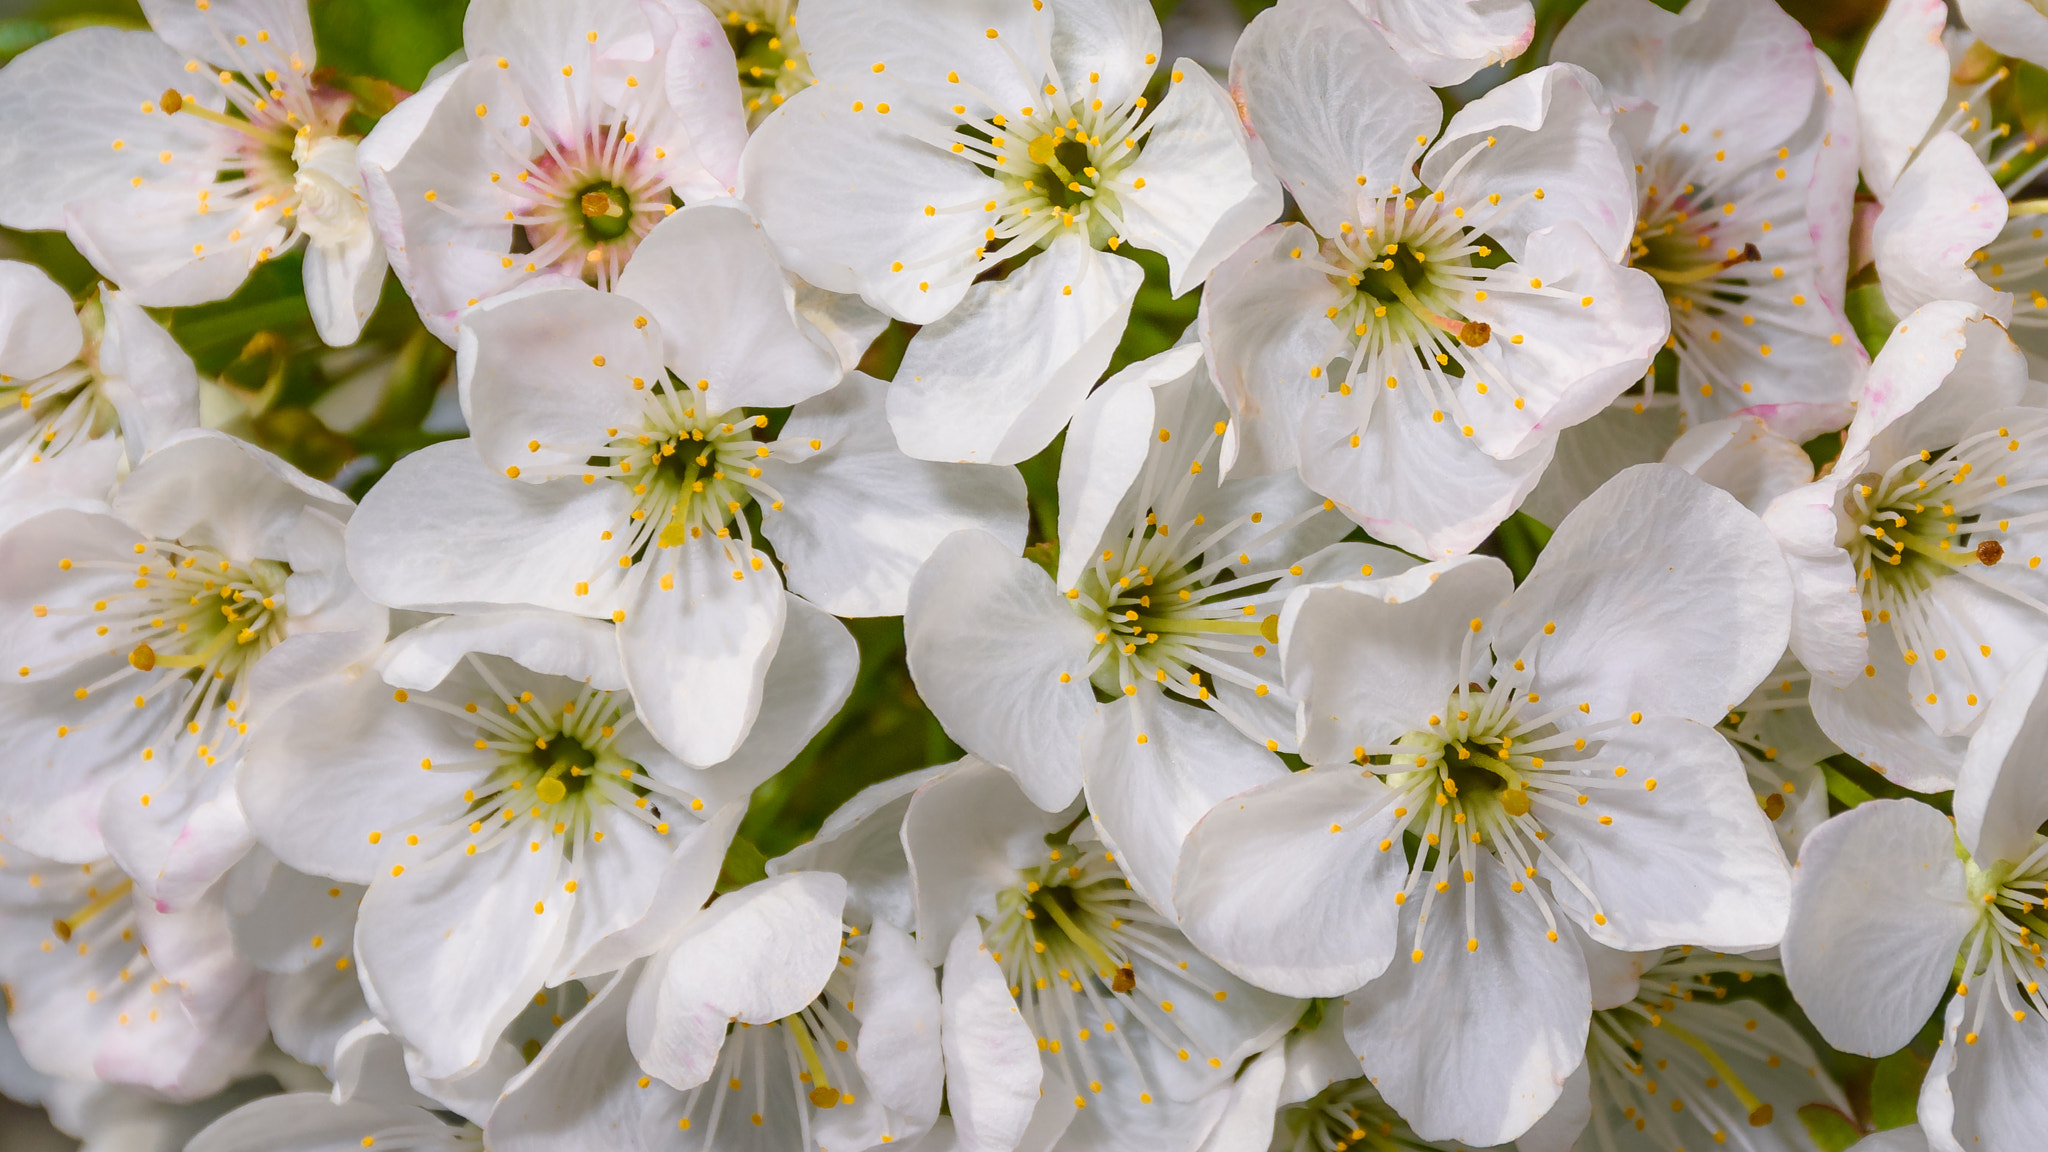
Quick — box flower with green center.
[903,760,1298,1152]
[346,204,1021,766]
[0,0,387,345]
[1201,0,1668,559]
[1763,302,2048,791]
[907,344,1385,915]
[1554,0,1864,437]
[1176,465,1793,1146]
[358,0,750,341]
[743,0,1280,464]
[1783,642,2048,1152]
[0,430,383,911]
[239,606,858,1081]
[0,844,266,1101]
[0,263,201,481]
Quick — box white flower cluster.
[0,0,2044,1150]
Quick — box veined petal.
[1955,646,2048,866]
[1852,0,1950,201]
[902,758,1075,964]
[1173,765,1407,997]
[1958,0,2048,70]
[1873,133,2012,324]
[0,262,82,379]
[1342,856,1589,1146]
[138,0,318,72]
[904,532,1099,812]
[1081,691,1286,920]
[1920,990,2048,1152]
[1808,621,1967,792]
[1781,798,1976,1056]
[1356,0,1535,87]
[98,287,203,460]
[939,921,1043,1152]
[888,236,1143,465]
[763,373,1029,617]
[1229,0,1439,238]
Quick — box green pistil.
[575,183,634,242]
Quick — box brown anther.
[1112,967,1137,993]
[128,644,156,672]
[1762,792,1785,820]
[1748,1104,1774,1127]
[1978,540,2005,566]
[809,1086,840,1108]
[51,918,73,942]
[160,89,183,114]
[1458,322,1491,347]
[580,190,619,217]
[1738,243,1761,264]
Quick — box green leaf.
[716,835,770,893]
[1869,1049,1927,1130]
[1846,279,1899,358]
[1797,1103,1865,1152]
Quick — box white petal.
[1541,718,1791,952]
[378,608,626,692]
[0,29,228,231]
[1520,400,1682,528]
[344,439,635,614]
[939,922,1043,1152]
[353,833,569,1081]
[1114,64,1281,296]
[487,964,652,1152]
[461,0,657,140]
[1958,0,2048,68]
[1228,0,1439,238]
[741,84,995,320]
[1955,646,2048,865]
[1496,464,1792,727]
[685,597,859,805]
[1357,0,1535,86]
[1663,415,1816,516]
[1852,0,1951,200]
[763,372,1029,616]
[66,184,263,307]
[903,532,1099,812]
[0,261,82,379]
[1281,556,1515,761]
[1045,0,1163,112]
[1343,857,1589,1146]
[116,429,352,562]
[303,228,389,349]
[662,2,749,193]
[1081,691,1286,919]
[627,872,848,1089]
[1808,621,1967,792]
[138,0,317,70]
[902,758,1074,964]
[854,919,945,1128]
[1781,799,1976,1056]
[1423,64,1638,264]
[1873,133,2012,323]
[1919,990,2048,1152]
[1513,1060,1590,1152]
[186,1096,451,1152]
[620,534,786,767]
[556,801,743,981]
[1197,222,1346,480]
[98,288,202,460]
[1174,766,1405,998]
[98,751,252,911]
[769,766,950,932]
[613,203,844,411]
[1762,476,1867,686]
[1294,382,1554,559]
[1053,344,1201,590]
[223,851,362,975]
[888,237,1143,465]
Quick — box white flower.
[0,262,200,481]
[1783,646,2048,1152]
[1855,2,2048,378]
[741,0,1281,465]
[1342,0,1536,87]
[703,0,811,127]
[1527,408,1821,529]
[1517,945,1850,1152]
[0,0,388,346]
[1762,301,2048,791]
[904,345,1383,913]
[237,603,856,1082]
[902,758,1299,1152]
[184,1039,484,1152]
[1552,0,1864,438]
[485,870,943,1152]
[345,203,1023,765]
[359,0,749,341]
[0,429,385,908]
[0,839,267,1101]
[1201,0,1667,557]
[1175,464,1792,1145]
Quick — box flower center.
[506,123,676,287]
[1588,951,1783,1138]
[30,541,290,771]
[1954,847,2048,1046]
[719,1,807,123]
[1301,172,1551,436]
[984,834,1234,1109]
